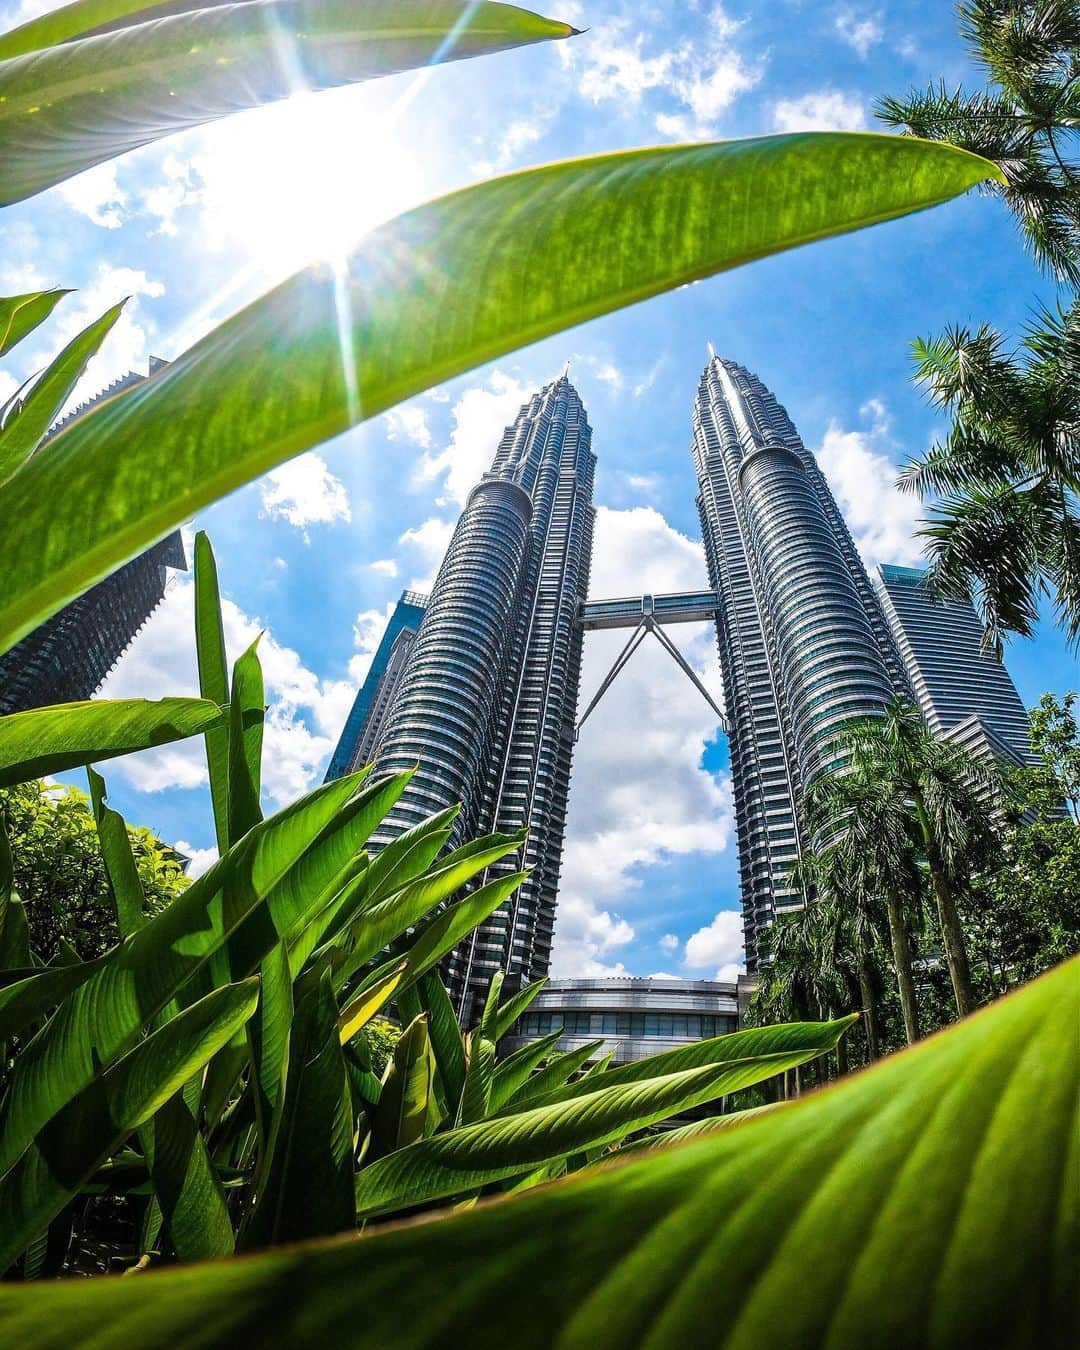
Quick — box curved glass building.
[692,357,906,969]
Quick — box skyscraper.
[875,563,1032,763]
[691,356,905,970]
[330,376,595,1022]
[0,359,187,715]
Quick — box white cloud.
[370,558,400,578]
[834,8,884,58]
[57,162,127,229]
[571,7,763,139]
[772,90,867,133]
[383,403,433,451]
[685,909,744,971]
[647,971,681,981]
[174,840,218,879]
[659,933,680,952]
[98,578,357,806]
[259,452,351,537]
[814,403,925,569]
[625,472,663,498]
[550,894,635,978]
[23,265,165,412]
[140,155,202,237]
[552,507,734,975]
[591,360,623,393]
[472,116,551,177]
[398,515,454,591]
[415,369,533,507]
[715,961,744,983]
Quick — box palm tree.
[876,0,1080,284]
[898,298,1080,654]
[759,904,843,1091]
[804,772,925,1045]
[834,698,1003,1019]
[789,852,884,1060]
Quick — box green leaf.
[489,1028,564,1112]
[497,1019,856,1116]
[333,835,526,979]
[0,290,70,357]
[614,1104,782,1156]
[7,959,1072,1347]
[0,769,379,1175]
[246,939,293,1202]
[354,1059,758,1220]
[496,1039,605,1113]
[0,134,1003,656]
[86,765,144,938]
[0,816,31,971]
[241,969,354,1250]
[338,961,406,1046]
[227,637,265,844]
[140,1082,234,1262]
[0,301,123,486]
[361,806,460,909]
[0,0,574,202]
[491,976,547,1043]
[0,978,257,1274]
[456,970,503,1126]
[418,972,466,1115]
[0,961,104,1044]
[370,1013,434,1160]
[0,697,224,787]
[193,531,230,855]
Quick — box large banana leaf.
[87,765,144,937]
[0,958,105,1043]
[226,637,265,843]
[418,971,466,1112]
[0,135,1002,655]
[488,1028,563,1112]
[353,1059,768,1220]
[0,769,378,1174]
[0,302,123,487]
[6,959,1073,1348]
[0,0,575,202]
[455,970,503,1126]
[192,531,230,854]
[0,697,223,786]
[490,976,547,1043]
[0,290,69,357]
[495,1018,856,1116]
[241,969,354,1249]
[370,1013,435,1160]
[0,978,258,1273]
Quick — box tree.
[0,778,190,960]
[1011,690,1080,819]
[876,0,1080,284]
[898,297,1080,654]
[803,771,925,1045]
[837,698,1003,1018]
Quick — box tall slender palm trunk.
[885,889,920,1043]
[913,791,975,1017]
[855,949,879,1060]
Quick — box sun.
[189,80,432,283]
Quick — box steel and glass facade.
[875,564,1031,759]
[329,377,595,1023]
[692,357,904,970]
[0,360,186,715]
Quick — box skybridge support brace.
[574,593,728,740]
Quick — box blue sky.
[1,0,1075,979]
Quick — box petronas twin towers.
[330,357,906,1022]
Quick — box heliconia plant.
[0,1,1056,1341]
[0,533,851,1276]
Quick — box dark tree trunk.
[856,950,880,1060]
[914,792,975,1017]
[885,889,920,1044]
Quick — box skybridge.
[575,591,728,738]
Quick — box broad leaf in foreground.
[0,0,576,202]
[0,289,69,357]
[0,697,223,786]
[4,959,1072,1348]
[0,978,258,1273]
[0,134,1003,654]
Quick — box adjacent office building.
[691,356,907,970]
[330,376,595,1023]
[0,360,187,715]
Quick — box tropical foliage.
[899,295,1080,652]
[877,0,1080,283]
[0,0,1062,1338]
[757,693,1080,1057]
[1,955,1074,1348]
